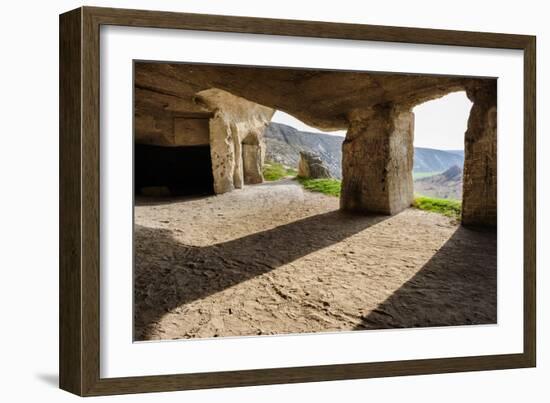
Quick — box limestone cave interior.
[132,61,498,341]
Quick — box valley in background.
[265,122,464,200]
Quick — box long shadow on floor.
[134,210,389,340]
[354,226,497,331]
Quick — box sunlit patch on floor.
[134,181,496,341]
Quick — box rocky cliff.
[264,122,465,177]
[264,123,344,178]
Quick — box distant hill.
[446,150,465,158]
[264,122,464,178]
[414,165,463,200]
[264,123,343,178]
[413,147,464,173]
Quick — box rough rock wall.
[196,89,274,193]
[341,105,414,215]
[462,82,497,226]
[242,143,263,184]
[297,151,332,179]
[135,62,472,133]
[134,85,213,147]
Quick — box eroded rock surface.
[341,104,414,215]
[298,151,332,179]
[462,81,497,226]
[134,63,478,134]
[195,89,273,193]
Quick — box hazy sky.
[271,111,347,137]
[412,91,472,150]
[271,91,472,151]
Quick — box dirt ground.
[134,179,497,341]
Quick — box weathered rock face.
[134,63,475,133]
[193,89,273,194]
[134,66,274,194]
[298,151,332,179]
[242,142,264,184]
[341,105,414,215]
[265,123,344,178]
[462,82,497,226]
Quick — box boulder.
[298,151,332,179]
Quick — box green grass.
[412,195,462,219]
[271,169,460,220]
[262,163,298,181]
[296,177,342,197]
[413,171,441,180]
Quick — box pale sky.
[271,111,347,137]
[271,91,472,150]
[412,91,472,150]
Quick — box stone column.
[242,144,263,184]
[231,123,244,189]
[242,130,264,185]
[209,113,236,194]
[340,104,414,215]
[462,81,497,226]
[197,88,273,194]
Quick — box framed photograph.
[59,6,536,396]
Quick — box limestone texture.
[462,81,497,226]
[341,104,414,215]
[297,151,332,179]
[195,89,273,194]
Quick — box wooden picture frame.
[59,6,536,396]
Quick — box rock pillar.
[209,113,236,194]
[462,81,497,226]
[197,89,273,194]
[242,144,263,184]
[231,124,244,189]
[340,104,414,215]
[242,130,264,184]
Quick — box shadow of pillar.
[354,226,497,330]
[134,210,389,340]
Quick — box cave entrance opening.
[411,91,472,203]
[134,115,215,197]
[134,143,215,197]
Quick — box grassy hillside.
[412,196,461,219]
[262,165,462,220]
[291,176,462,220]
[262,163,297,181]
[296,177,342,197]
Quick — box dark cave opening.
[134,143,214,197]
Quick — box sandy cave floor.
[134,179,497,341]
